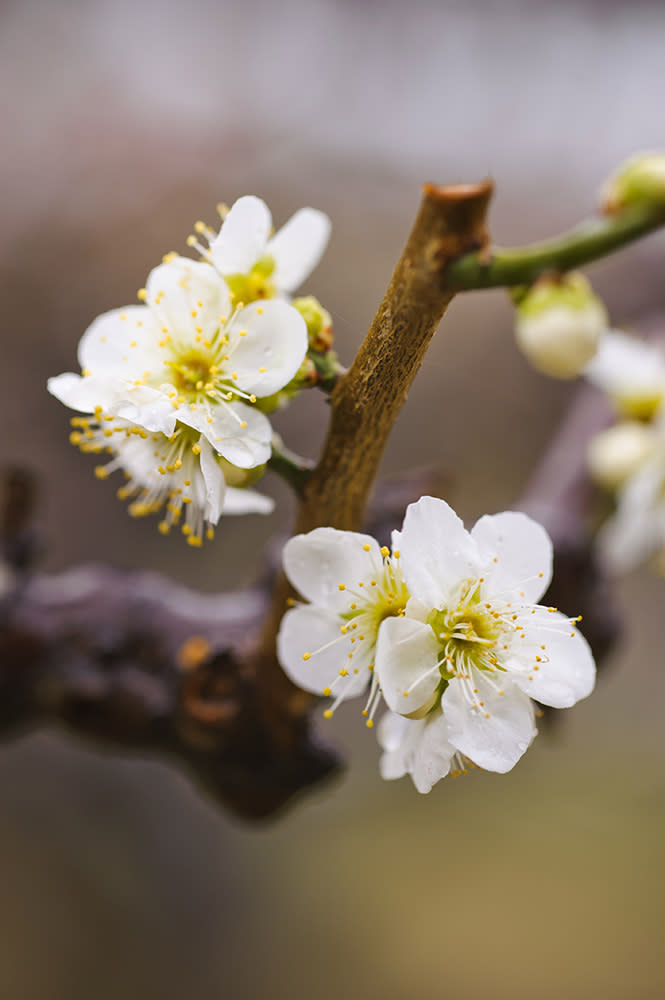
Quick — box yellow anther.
[365,719,374,729]
[380,546,390,557]
[258,366,267,373]
[256,306,264,314]
[363,543,371,552]
[158,521,170,535]
[323,709,333,719]
[302,652,311,661]
[393,550,400,558]
[192,443,201,455]
[322,686,331,697]
[186,235,197,247]
[162,251,177,263]
[339,668,348,677]
[187,536,203,547]
[338,583,346,591]
[94,466,109,480]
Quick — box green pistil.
[226,255,277,304]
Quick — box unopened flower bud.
[600,152,665,215]
[514,273,607,379]
[587,421,655,490]
[291,295,334,352]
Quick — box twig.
[446,203,665,290]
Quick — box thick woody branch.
[257,182,493,678]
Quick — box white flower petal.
[375,616,441,715]
[222,487,274,515]
[442,672,536,773]
[179,401,272,468]
[210,196,272,275]
[509,611,596,707]
[48,372,117,413]
[585,328,665,399]
[282,528,383,611]
[267,207,331,293]
[471,510,552,603]
[108,385,178,435]
[410,710,455,792]
[377,709,454,792]
[146,256,232,339]
[198,436,226,524]
[227,301,307,396]
[399,496,482,608]
[598,457,665,573]
[277,605,371,698]
[78,306,164,378]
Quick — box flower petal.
[282,527,383,611]
[227,301,307,396]
[78,306,164,378]
[509,610,596,708]
[198,436,226,524]
[222,487,274,515]
[48,372,118,413]
[399,496,482,608]
[375,616,441,715]
[277,605,371,698]
[146,256,232,340]
[178,401,272,468]
[442,672,536,773]
[210,196,272,276]
[377,709,454,792]
[598,457,665,573]
[471,510,552,604]
[267,207,331,293]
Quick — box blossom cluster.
[277,496,596,792]
[48,197,331,545]
[585,330,665,574]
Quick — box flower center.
[428,579,509,681]
[225,255,277,305]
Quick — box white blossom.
[48,254,306,540]
[584,328,665,420]
[374,497,595,779]
[189,196,331,302]
[67,412,273,545]
[277,527,409,722]
[597,427,665,574]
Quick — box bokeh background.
[2,0,665,996]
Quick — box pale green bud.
[601,152,665,215]
[218,456,266,489]
[587,421,655,490]
[514,273,607,379]
[291,295,334,352]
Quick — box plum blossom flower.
[596,425,665,574]
[68,411,272,545]
[374,497,596,782]
[277,527,409,721]
[584,329,665,420]
[188,195,331,303]
[48,254,307,541]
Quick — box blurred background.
[1,0,665,996]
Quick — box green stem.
[447,204,665,290]
[268,441,314,496]
[311,352,347,394]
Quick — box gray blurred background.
[2,0,665,996]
